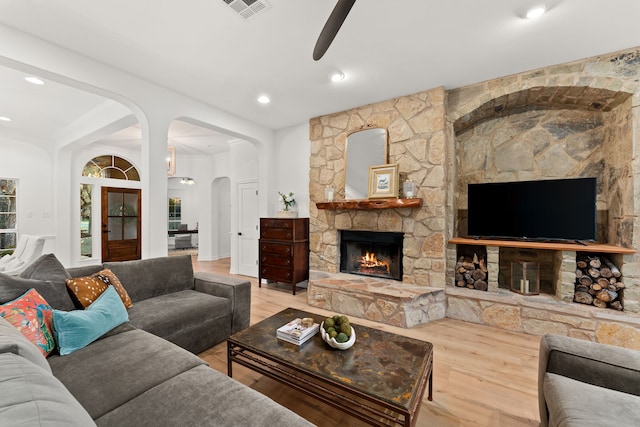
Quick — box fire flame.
[358,251,390,273]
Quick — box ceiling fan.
[313,0,356,61]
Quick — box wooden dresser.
[259,217,309,295]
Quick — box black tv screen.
[467,177,597,242]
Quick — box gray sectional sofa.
[539,334,640,427]
[0,254,314,426]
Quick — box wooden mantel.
[449,237,636,254]
[316,198,422,210]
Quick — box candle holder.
[511,261,540,295]
[324,186,335,201]
[402,179,416,198]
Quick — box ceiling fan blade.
[313,0,356,61]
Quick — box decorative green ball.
[336,332,349,343]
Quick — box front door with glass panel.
[101,187,141,262]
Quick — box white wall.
[274,123,310,217]
[0,138,54,249]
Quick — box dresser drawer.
[260,265,293,282]
[260,242,292,256]
[260,253,292,267]
[260,228,295,241]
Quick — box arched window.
[82,155,140,181]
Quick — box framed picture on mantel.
[368,163,399,199]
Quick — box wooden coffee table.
[227,308,433,427]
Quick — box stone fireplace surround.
[308,47,640,347]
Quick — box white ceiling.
[0,0,639,153]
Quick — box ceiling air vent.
[222,0,270,20]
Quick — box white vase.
[276,210,298,218]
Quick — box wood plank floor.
[194,257,541,427]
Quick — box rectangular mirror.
[345,128,388,199]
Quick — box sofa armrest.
[539,334,640,426]
[194,272,250,334]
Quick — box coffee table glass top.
[228,307,433,409]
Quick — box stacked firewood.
[455,253,488,291]
[574,255,624,311]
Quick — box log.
[593,299,607,309]
[577,260,588,269]
[597,278,611,288]
[596,290,611,302]
[456,280,466,287]
[466,276,474,285]
[456,266,467,274]
[472,269,487,281]
[466,284,474,289]
[601,256,622,278]
[587,268,601,278]
[574,291,594,305]
[479,259,488,273]
[592,284,602,292]
[578,276,593,287]
[608,284,618,292]
[474,280,488,291]
[609,278,618,285]
[588,257,602,269]
[455,273,464,282]
[472,253,479,265]
[615,282,626,290]
[575,284,590,293]
[462,261,475,270]
[599,267,613,278]
[575,269,583,278]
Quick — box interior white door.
[237,181,259,277]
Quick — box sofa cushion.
[94,364,315,427]
[65,269,133,309]
[104,255,194,301]
[0,315,51,373]
[0,352,96,426]
[544,372,640,427]
[53,286,129,355]
[48,328,206,419]
[0,288,55,356]
[126,289,231,347]
[18,253,76,310]
[65,275,109,308]
[0,272,75,311]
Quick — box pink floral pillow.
[0,288,55,356]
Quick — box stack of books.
[276,318,319,345]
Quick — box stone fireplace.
[339,230,403,281]
[308,46,640,345]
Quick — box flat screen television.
[467,177,597,242]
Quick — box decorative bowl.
[320,321,356,350]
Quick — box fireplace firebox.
[339,230,403,281]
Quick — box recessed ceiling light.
[0,116,12,122]
[526,5,547,19]
[257,95,270,104]
[24,76,45,85]
[330,71,345,82]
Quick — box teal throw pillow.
[52,286,128,355]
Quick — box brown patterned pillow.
[65,276,109,308]
[65,269,132,309]
[95,269,132,308]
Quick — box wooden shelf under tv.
[316,198,422,210]
[449,237,636,254]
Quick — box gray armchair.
[539,334,640,426]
